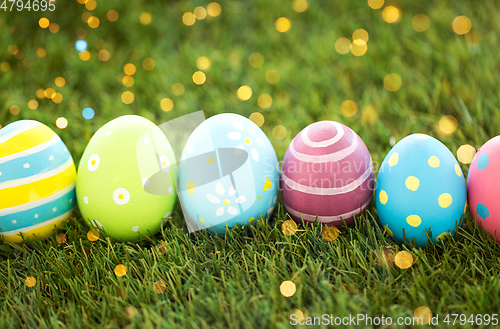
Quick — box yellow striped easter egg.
[0,120,76,243]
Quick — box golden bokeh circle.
[384,73,402,92]
[280,280,296,297]
[249,112,265,127]
[457,144,476,164]
[282,219,297,236]
[394,250,413,269]
[272,125,287,140]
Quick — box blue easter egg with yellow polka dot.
[375,134,467,247]
[178,113,280,233]
[0,120,76,243]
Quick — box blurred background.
[0,0,498,172]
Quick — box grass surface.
[1,0,500,328]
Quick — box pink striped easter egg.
[281,121,374,226]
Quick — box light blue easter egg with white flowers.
[375,133,467,247]
[178,113,279,233]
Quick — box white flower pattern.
[206,182,247,217]
[228,121,263,162]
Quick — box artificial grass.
[1,0,500,328]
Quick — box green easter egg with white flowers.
[76,115,177,241]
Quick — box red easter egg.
[467,136,500,242]
[281,121,374,226]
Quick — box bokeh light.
[272,125,287,140]
[172,83,185,96]
[79,50,91,61]
[438,115,458,135]
[75,40,87,51]
[412,14,430,32]
[139,12,152,25]
[384,73,402,92]
[56,117,68,129]
[36,47,47,58]
[282,219,297,235]
[0,62,11,72]
[382,6,400,24]
[322,226,339,242]
[52,93,63,104]
[107,9,119,22]
[249,53,264,68]
[121,91,135,104]
[55,77,66,87]
[280,280,296,297]
[352,29,369,43]
[123,63,137,75]
[8,45,18,55]
[452,16,472,35]
[249,112,265,127]
[361,105,378,124]
[25,276,36,288]
[350,40,367,56]
[207,2,221,17]
[368,0,384,10]
[153,280,167,294]
[237,85,252,101]
[36,89,45,99]
[161,98,174,112]
[414,307,432,325]
[265,69,280,84]
[192,71,207,85]
[82,12,92,24]
[114,264,127,277]
[45,88,56,99]
[9,105,20,115]
[457,144,476,164]
[49,23,59,33]
[87,229,99,241]
[257,93,273,109]
[341,100,359,117]
[39,17,49,28]
[85,0,96,10]
[76,28,87,39]
[394,251,413,269]
[275,17,292,33]
[122,75,134,87]
[88,16,100,29]
[98,49,110,62]
[194,6,207,20]
[196,56,211,70]
[82,107,95,120]
[15,50,24,60]
[292,0,308,13]
[183,12,196,26]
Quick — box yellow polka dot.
[223,199,230,206]
[200,218,205,223]
[91,160,96,166]
[455,164,462,177]
[263,178,273,191]
[405,176,420,191]
[118,194,124,200]
[438,193,452,208]
[244,138,251,145]
[436,232,450,242]
[208,158,214,164]
[187,182,196,195]
[379,190,388,205]
[388,152,399,167]
[428,156,440,168]
[162,161,166,167]
[258,196,262,201]
[406,215,421,227]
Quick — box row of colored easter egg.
[0,114,498,247]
